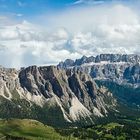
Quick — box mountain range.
[58,54,140,86]
[0,54,140,128]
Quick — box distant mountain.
[0,54,140,128]
[58,53,140,111]
[58,54,140,67]
[58,54,140,86]
[0,65,116,127]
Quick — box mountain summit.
[0,65,116,126]
[58,54,140,86]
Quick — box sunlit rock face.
[0,65,116,126]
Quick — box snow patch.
[81,61,127,66]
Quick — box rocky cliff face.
[58,54,140,86]
[0,65,116,126]
[58,54,140,68]
[1,54,140,127]
[0,66,22,100]
[123,64,140,85]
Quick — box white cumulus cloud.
[1,2,140,68]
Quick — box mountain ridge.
[1,54,140,127]
[58,54,140,86]
[0,65,116,127]
[58,54,140,68]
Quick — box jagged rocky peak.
[58,54,140,68]
[0,59,139,126]
[0,66,18,75]
[19,65,66,97]
[0,65,116,125]
[18,65,116,122]
[19,65,98,99]
[57,54,140,86]
[59,59,75,68]
[0,64,120,127]
[0,66,19,94]
[97,54,140,63]
[75,55,96,66]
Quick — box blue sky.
[0,0,140,68]
[0,0,131,17]
[0,0,77,15]
[0,0,135,23]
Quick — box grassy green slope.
[0,119,140,140]
[0,119,76,140]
